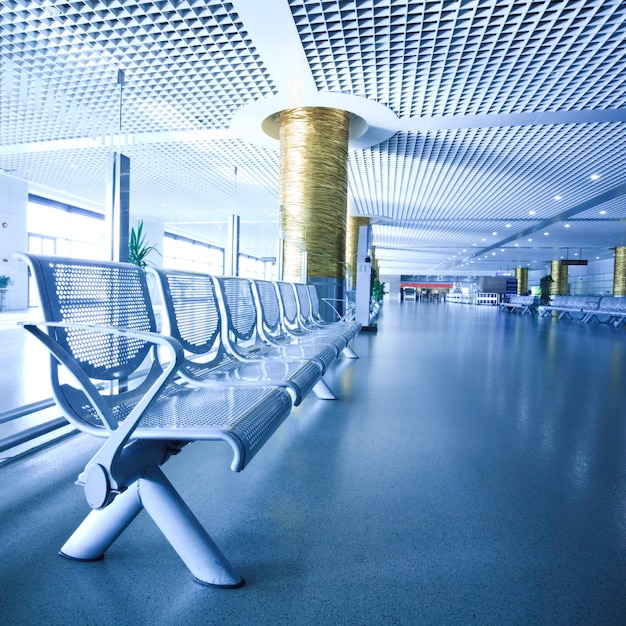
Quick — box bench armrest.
[22,320,184,507]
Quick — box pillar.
[515,267,528,294]
[613,247,626,296]
[279,107,350,319]
[346,216,369,291]
[550,260,568,295]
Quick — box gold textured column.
[279,107,350,281]
[515,267,528,294]
[346,216,369,288]
[613,247,626,296]
[550,260,568,295]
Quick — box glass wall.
[27,195,106,306]
[162,233,224,274]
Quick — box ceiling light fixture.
[528,210,536,215]
[554,195,563,201]
[590,174,600,180]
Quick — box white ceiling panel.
[2,0,626,274]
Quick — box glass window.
[27,196,106,305]
[162,233,224,275]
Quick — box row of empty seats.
[499,294,537,315]
[17,253,361,588]
[538,295,626,326]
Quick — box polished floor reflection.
[1,300,626,624]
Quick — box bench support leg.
[341,344,359,359]
[139,466,244,588]
[60,466,244,588]
[60,481,143,561]
[312,378,336,400]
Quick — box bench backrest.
[294,283,314,327]
[23,254,155,380]
[18,253,160,433]
[307,285,323,321]
[152,268,222,356]
[214,276,268,356]
[253,279,282,333]
[276,281,300,332]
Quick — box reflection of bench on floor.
[499,295,537,314]
[18,253,351,588]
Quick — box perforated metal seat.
[17,253,294,588]
[275,281,346,355]
[252,279,338,374]
[150,268,329,404]
[306,284,361,337]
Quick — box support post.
[226,214,240,276]
[106,152,130,263]
[355,224,375,331]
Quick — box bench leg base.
[341,344,359,359]
[60,466,244,588]
[312,378,336,400]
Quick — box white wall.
[0,173,29,310]
[529,257,616,295]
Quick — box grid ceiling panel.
[1,0,276,146]
[2,0,626,273]
[290,0,626,118]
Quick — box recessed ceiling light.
[500,249,504,252]
[528,238,532,242]
[506,223,511,228]
[544,232,549,236]
[492,231,497,236]
[600,210,607,215]
[514,243,519,247]
[481,238,486,242]
[492,252,496,256]
[554,195,562,201]
[590,174,600,180]
[528,210,536,215]
[564,224,570,228]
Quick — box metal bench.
[538,295,599,319]
[499,295,537,315]
[251,279,339,375]
[17,254,294,588]
[149,268,328,405]
[293,283,359,358]
[275,281,347,357]
[581,296,626,325]
[306,284,361,339]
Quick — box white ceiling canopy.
[2,0,626,273]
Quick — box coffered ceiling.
[2,0,626,275]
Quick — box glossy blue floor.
[1,300,626,625]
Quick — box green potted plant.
[128,219,159,268]
[0,275,13,312]
[371,279,386,302]
[539,274,554,306]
